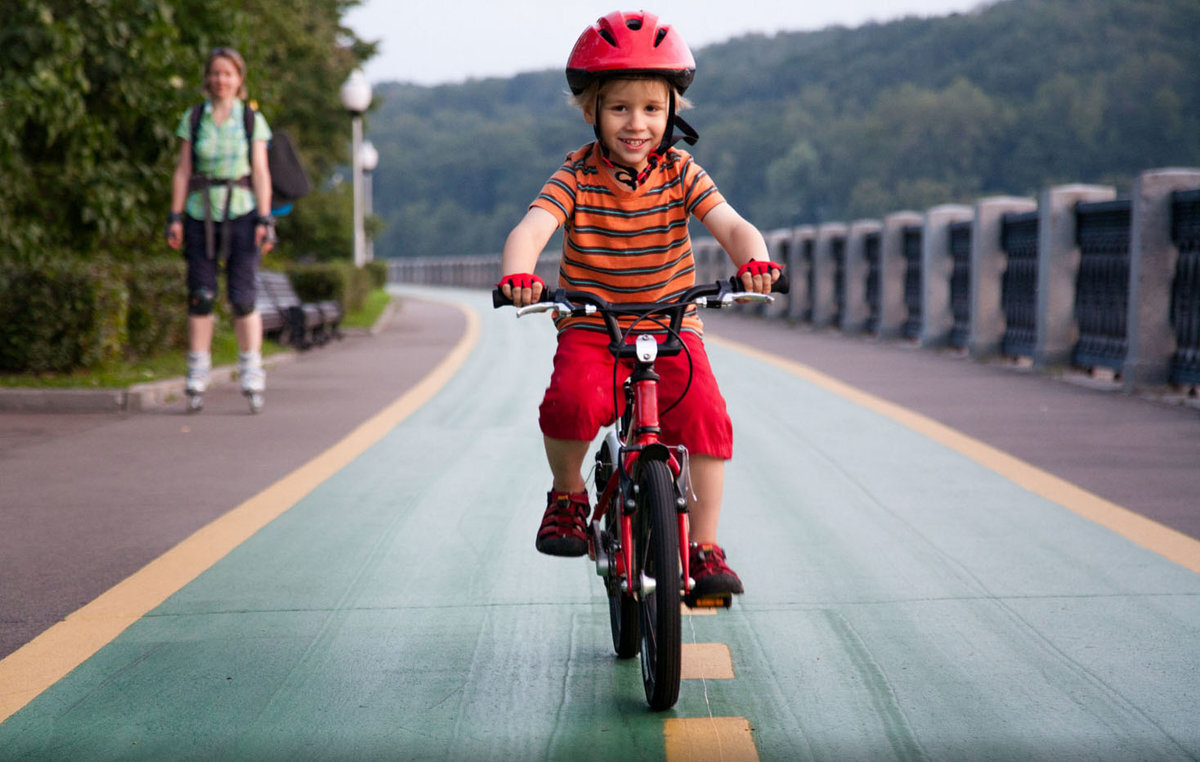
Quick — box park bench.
[255,270,339,349]
[252,280,286,341]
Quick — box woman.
[166,47,274,413]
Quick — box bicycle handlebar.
[491,272,790,311]
[492,272,790,359]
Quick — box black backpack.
[188,102,311,213]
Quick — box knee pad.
[188,288,216,316]
[231,299,257,318]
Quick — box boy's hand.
[497,273,545,307]
[737,259,782,294]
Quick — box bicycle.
[493,273,786,710]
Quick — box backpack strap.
[243,102,255,146]
[186,101,252,261]
[188,102,204,171]
[188,101,256,176]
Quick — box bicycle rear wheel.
[633,459,682,711]
[597,440,639,658]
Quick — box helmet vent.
[598,28,618,47]
[626,18,643,30]
[654,28,668,47]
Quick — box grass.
[0,290,393,389]
[339,287,392,330]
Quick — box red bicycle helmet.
[566,10,695,95]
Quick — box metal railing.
[1171,189,1200,385]
[1073,198,1132,371]
[902,225,923,340]
[831,234,846,328]
[864,230,882,335]
[1000,210,1039,358]
[949,219,972,349]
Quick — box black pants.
[183,213,259,308]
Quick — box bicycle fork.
[617,335,694,598]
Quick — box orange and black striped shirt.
[531,142,726,335]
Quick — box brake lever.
[516,302,597,318]
[695,292,775,309]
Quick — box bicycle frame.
[590,334,693,600]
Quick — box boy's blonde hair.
[568,75,692,113]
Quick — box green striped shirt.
[175,100,271,220]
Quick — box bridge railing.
[388,167,1200,393]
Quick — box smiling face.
[204,53,245,102]
[587,78,671,172]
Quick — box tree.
[0,0,375,263]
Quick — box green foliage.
[0,257,129,372]
[0,0,375,263]
[125,256,188,359]
[364,0,1200,256]
[364,260,387,289]
[286,260,372,313]
[273,180,353,262]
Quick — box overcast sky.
[344,0,990,86]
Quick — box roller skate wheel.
[246,392,264,414]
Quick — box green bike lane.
[2,286,1198,760]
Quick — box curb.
[0,297,399,415]
[0,354,297,414]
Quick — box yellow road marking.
[665,717,758,761]
[708,334,1200,575]
[681,642,735,680]
[0,303,481,724]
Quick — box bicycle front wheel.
[633,459,682,711]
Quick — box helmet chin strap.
[594,89,699,190]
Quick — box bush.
[0,256,128,372]
[125,256,188,359]
[365,260,388,290]
[287,261,373,314]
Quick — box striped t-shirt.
[531,143,726,335]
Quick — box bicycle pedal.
[684,593,732,609]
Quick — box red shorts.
[539,329,733,459]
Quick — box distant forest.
[365,0,1200,259]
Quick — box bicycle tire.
[598,439,639,658]
[633,459,682,710]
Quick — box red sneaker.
[536,489,590,557]
[687,543,743,606]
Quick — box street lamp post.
[359,140,379,263]
[340,70,372,267]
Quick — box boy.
[498,10,781,601]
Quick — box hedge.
[287,261,374,314]
[125,258,188,360]
[0,257,128,372]
[0,255,190,373]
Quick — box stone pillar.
[844,219,882,334]
[1123,168,1200,390]
[920,204,974,347]
[877,212,923,339]
[787,226,816,322]
[968,196,1037,360]
[812,223,847,328]
[760,229,792,319]
[1034,184,1117,369]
